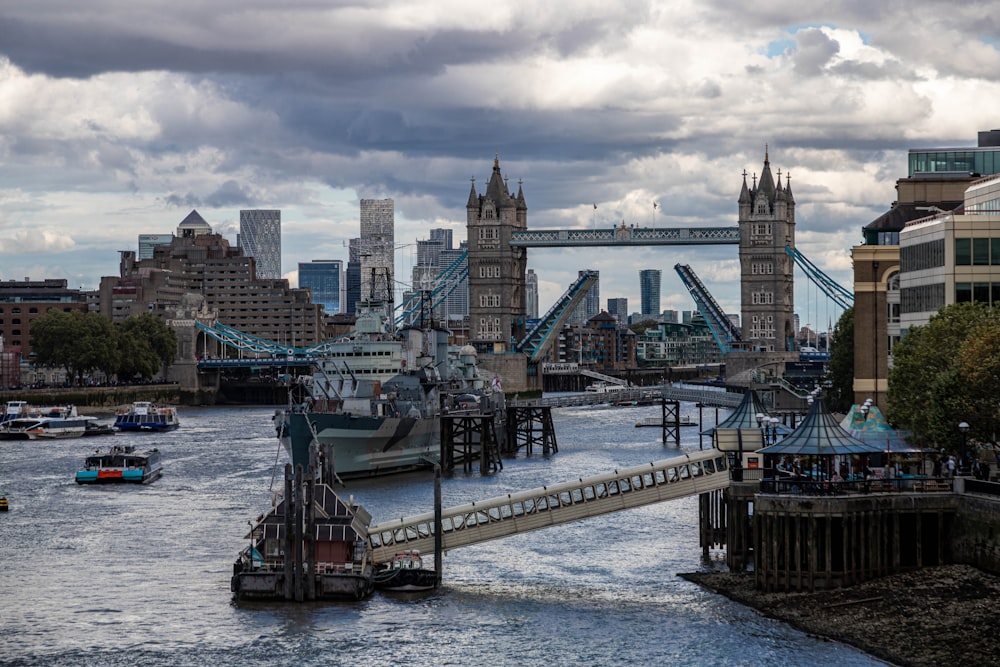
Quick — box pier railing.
[368,448,731,564]
[508,385,741,410]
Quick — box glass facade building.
[239,209,282,280]
[299,260,343,315]
[908,129,1000,177]
[640,269,661,319]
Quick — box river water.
[0,403,887,666]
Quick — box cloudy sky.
[1,1,997,330]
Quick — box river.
[0,403,887,666]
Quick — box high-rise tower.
[639,269,661,320]
[525,269,539,320]
[359,198,394,303]
[466,155,527,351]
[239,210,282,280]
[738,149,795,352]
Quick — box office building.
[606,297,628,324]
[899,174,1000,330]
[239,209,282,280]
[851,128,1000,407]
[639,269,661,320]
[138,234,173,260]
[0,279,88,362]
[359,199,394,303]
[525,269,539,320]
[345,238,362,316]
[299,260,344,315]
[908,129,1000,177]
[100,210,323,348]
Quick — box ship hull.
[280,410,439,479]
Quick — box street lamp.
[958,421,970,476]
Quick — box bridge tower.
[466,154,528,354]
[737,148,796,354]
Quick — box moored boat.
[373,549,438,592]
[75,444,163,484]
[84,422,117,437]
[0,405,99,440]
[275,300,501,479]
[113,402,180,432]
[231,463,375,602]
[0,496,7,512]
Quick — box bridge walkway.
[508,385,742,410]
[369,448,730,564]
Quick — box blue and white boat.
[75,444,162,484]
[0,405,99,440]
[113,402,180,432]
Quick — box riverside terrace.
[715,395,1000,593]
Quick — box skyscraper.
[239,209,282,280]
[640,269,661,320]
[345,238,362,316]
[525,269,539,320]
[359,199,394,303]
[607,297,628,324]
[299,260,344,315]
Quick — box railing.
[508,385,741,410]
[368,448,731,564]
[759,475,955,495]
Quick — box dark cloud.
[792,28,840,76]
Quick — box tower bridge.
[368,448,730,564]
[509,225,739,247]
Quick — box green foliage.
[118,313,177,374]
[629,319,660,336]
[29,309,80,375]
[887,302,999,449]
[30,310,177,384]
[825,307,854,413]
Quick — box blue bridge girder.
[785,246,854,310]
[509,226,739,247]
[195,320,348,358]
[516,270,599,362]
[674,264,742,355]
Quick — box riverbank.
[681,564,1000,667]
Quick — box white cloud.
[0,1,994,330]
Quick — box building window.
[973,238,990,265]
[956,238,971,265]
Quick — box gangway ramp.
[369,448,730,564]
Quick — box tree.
[30,309,81,378]
[118,314,177,378]
[74,312,120,383]
[887,302,999,449]
[825,307,854,414]
[954,318,1000,442]
[30,310,119,384]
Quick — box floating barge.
[231,456,375,602]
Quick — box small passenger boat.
[75,444,163,484]
[373,550,438,592]
[0,496,8,512]
[113,402,180,432]
[0,405,99,440]
[635,416,698,428]
[84,422,117,437]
